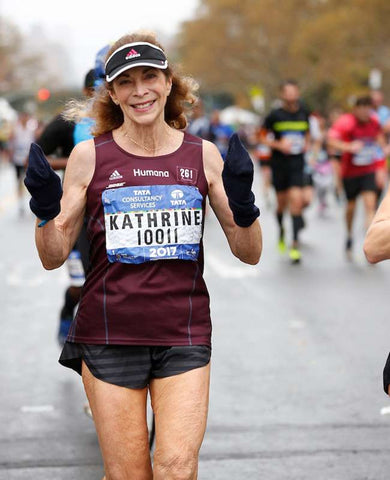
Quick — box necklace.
[121,126,168,153]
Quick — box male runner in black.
[261,80,310,263]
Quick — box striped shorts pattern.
[59,343,211,389]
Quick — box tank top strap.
[182,131,203,147]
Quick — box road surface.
[1,160,390,479]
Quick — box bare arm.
[376,132,390,156]
[35,140,95,269]
[364,187,390,263]
[327,135,362,154]
[203,140,262,265]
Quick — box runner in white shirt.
[8,111,36,214]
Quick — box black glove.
[24,143,63,221]
[222,133,260,227]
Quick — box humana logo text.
[133,169,169,177]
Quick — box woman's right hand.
[24,143,63,221]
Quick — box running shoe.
[278,226,286,254]
[289,248,302,264]
[57,316,72,346]
[278,238,287,254]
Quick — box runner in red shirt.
[328,95,389,258]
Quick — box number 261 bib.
[102,185,203,264]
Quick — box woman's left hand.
[222,133,260,227]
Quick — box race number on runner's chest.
[281,132,305,155]
[352,142,382,166]
[102,185,203,264]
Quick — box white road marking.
[205,253,259,279]
[380,406,390,416]
[21,405,55,413]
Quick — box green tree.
[0,17,48,95]
[177,0,390,111]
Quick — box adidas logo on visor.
[105,42,168,82]
[126,49,141,60]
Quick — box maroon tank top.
[68,131,211,346]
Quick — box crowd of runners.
[189,81,390,265]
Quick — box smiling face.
[109,67,172,127]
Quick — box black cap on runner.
[105,42,168,83]
[84,69,96,89]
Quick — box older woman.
[24,32,262,480]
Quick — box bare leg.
[346,199,356,237]
[302,185,314,209]
[276,190,288,213]
[81,361,153,480]
[151,364,211,480]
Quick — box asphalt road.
[1,159,390,480]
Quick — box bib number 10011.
[137,228,178,246]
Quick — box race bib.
[352,143,381,166]
[282,133,305,155]
[66,250,85,287]
[102,185,203,264]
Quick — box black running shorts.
[271,164,304,192]
[59,343,211,389]
[342,172,376,201]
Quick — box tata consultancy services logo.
[171,189,184,200]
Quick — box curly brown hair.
[91,31,198,136]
